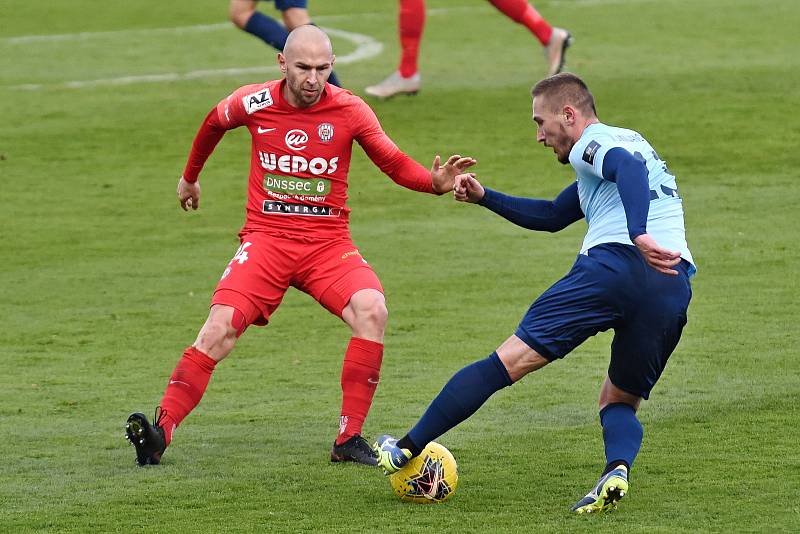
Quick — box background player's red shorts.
[211,232,383,328]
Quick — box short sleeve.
[215,92,245,130]
[571,133,617,181]
[214,84,273,130]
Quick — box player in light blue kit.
[374,73,695,514]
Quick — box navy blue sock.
[244,11,289,51]
[600,403,643,473]
[403,353,513,454]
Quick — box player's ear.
[278,52,287,73]
[562,105,576,125]
[330,54,336,68]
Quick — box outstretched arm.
[359,136,475,194]
[353,99,475,194]
[454,173,584,232]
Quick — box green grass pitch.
[1,0,799,531]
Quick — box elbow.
[544,217,572,232]
[544,223,567,233]
[229,3,255,28]
[520,221,564,233]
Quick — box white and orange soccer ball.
[388,442,458,503]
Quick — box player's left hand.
[431,154,477,194]
[633,233,682,275]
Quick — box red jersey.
[182,79,435,239]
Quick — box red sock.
[489,0,553,45]
[336,338,383,444]
[158,346,217,445]
[398,0,425,78]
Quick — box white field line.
[1,0,672,44]
[4,23,231,45]
[0,7,493,44]
[1,7,491,45]
[7,26,382,91]
[3,0,669,89]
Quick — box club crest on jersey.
[243,88,273,114]
[285,129,308,151]
[583,140,601,164]
[318,123,334,142]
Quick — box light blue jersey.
[568,122,695,274]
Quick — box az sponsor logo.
[259,151,339,176]
[243,88,273,114]
[285,129,308,151]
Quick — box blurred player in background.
[365,0,571,98]
[375,73,695,514]
[124,25,475,467]
[229,0,342,86]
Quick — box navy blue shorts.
[260,0,307,10]
[515,243,692,399]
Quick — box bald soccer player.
[124,25,475,467]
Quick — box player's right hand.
[453,173,485,203]
[177,177,201,211]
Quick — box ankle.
[602,460,629,476]
[397,435,422,457]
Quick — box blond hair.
[532,73,597,117]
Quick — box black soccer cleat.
[125,408,167,466]
[330,435,378,466]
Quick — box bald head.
[283,24,334,61]
[278,25,336,108]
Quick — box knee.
[599,397,640,412]
[598,377,641,411]
[355,297,388,330]
[194,314,238,359]
[496,335,550,382]
[229,1,256,28]
[502,351,544,380]
[281,8,311,30]
[346,292,388,339]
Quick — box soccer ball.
[389,441,458,503]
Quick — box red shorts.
[211,232,383,327]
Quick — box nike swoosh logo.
[169,380,190,387]
[257,127,276,134]
[368,378,379,384]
